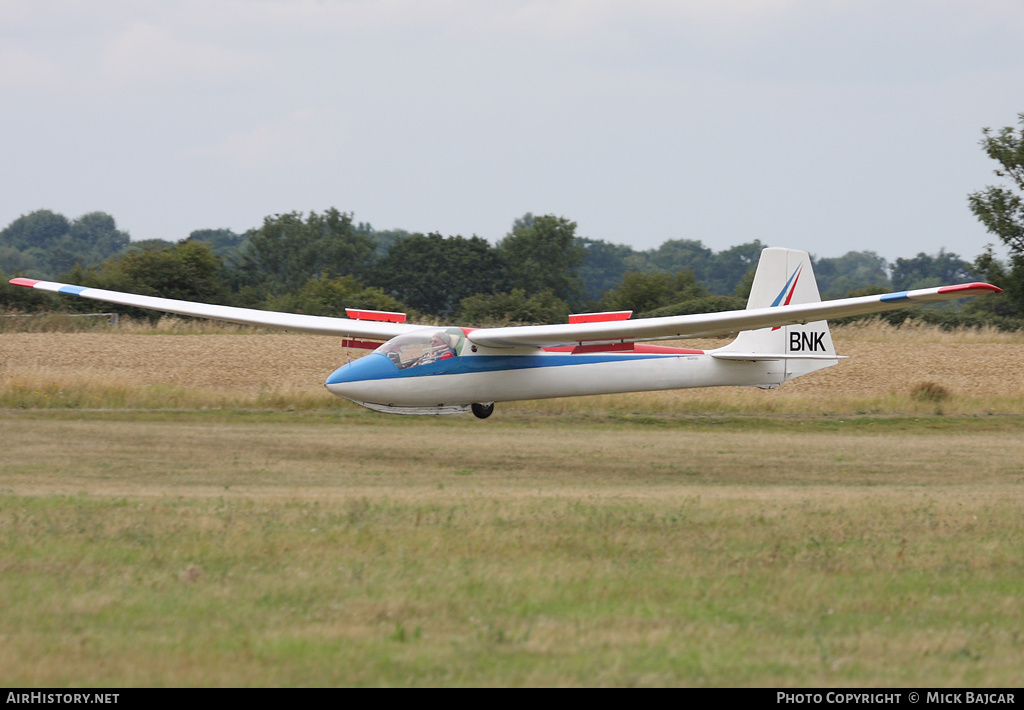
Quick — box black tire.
[471,402,495,419]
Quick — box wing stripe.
[327,353,676,384]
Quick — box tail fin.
[712,248,839,384]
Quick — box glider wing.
[8,278,424,341]
[467,283,1002,348]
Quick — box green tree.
[968,113,1024,315]
[812,251,891,298]
[968,113,1024,255]
[186,229,247,259]
[576,238,641,303]
[642,239,715,282]
[127,238,174,251]
[372,232,503,316]
[48,212,132,275]
[240,209,374,296]
[0,210,73,278]
[77,240,229,319]
[368,228,412,257]
[499,214,584,303]
[962,246,1024,321]
[0,269,58,311]
[641,295,747,319]
[0,210,133,278]
[891,250,973,291]
[706,241,765,296]
[601,269,706,315]
[68,212,130,257]
[0,209,71,253]
[0,245,37,275]
[458,289,571,325]
[264,275,406,317]
[577,238,762,303]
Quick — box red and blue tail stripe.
[770,266,802,308]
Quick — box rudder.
[713,248,838,383]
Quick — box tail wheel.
[471,402,495,419]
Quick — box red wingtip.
[9,277,40,287]
[937,282,1003,295]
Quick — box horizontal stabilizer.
[710,352,847,361]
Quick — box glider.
[9,248,1000,418]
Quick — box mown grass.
[3,372,1018,416]
[1,411,1022,686]
[1,320,1022,685]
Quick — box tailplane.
[711,248,841,384]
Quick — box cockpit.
[373,328,465,370]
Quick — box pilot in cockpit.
[416,331,456,366]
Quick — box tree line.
[4,114,1024,327]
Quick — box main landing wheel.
[471,402,495,419]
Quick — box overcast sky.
[2,0,1023,261]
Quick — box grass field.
[1,321,1022,686]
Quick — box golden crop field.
[1,319,1023,414]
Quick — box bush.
[910,381,951,402]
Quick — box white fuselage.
[324,348,787,408]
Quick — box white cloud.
[4,0,1024,257]
[100,21,266,86]
[199,109,349,169]
[0,47,63,89]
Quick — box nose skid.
[325,351,468,410]
[324,353,397,393]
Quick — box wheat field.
[1,319,1022,414]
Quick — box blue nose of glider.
[325,353,397,387]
